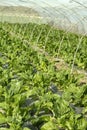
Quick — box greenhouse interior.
[0,0,87,130]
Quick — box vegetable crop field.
[0,22,87,130]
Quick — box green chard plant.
[0,22,87,130]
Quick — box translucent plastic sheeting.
[0,0,87,35]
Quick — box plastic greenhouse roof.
[0,0,87,35]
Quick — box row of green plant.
[1,22,87,70]
[0,22,87,130]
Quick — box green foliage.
[0,22,87,130]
